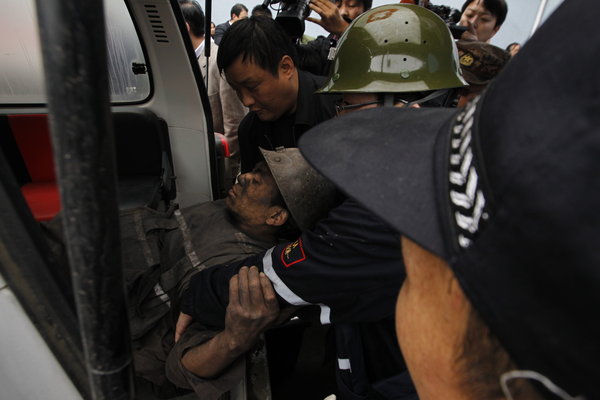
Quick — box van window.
[0,0,150,104]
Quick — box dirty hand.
[223,266,280,352]
[175,312,193,343]
[307,0,349,37]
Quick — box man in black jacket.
[217,16,338,173]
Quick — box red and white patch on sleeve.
[280,238,306,267]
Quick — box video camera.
[260,0,311,40]
[426,4,468,39]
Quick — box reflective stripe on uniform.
[262,247,332,325]
[337,358,352,372]
[319,304,331,325]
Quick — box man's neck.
[191,35,205,52]
[227,212,278,243]
[239,223,278,243]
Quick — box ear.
[185,22,191,35]
[492,24,501,35]
[279,55,296,80]
[266,207,289,227]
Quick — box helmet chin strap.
[383,94,395,107]
[381,89,450,108]
[406,89,449,107]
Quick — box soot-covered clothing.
[124,199,272,339]
[42,199,274,398]
[121,200,273,396]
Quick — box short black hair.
[231,3,248,18]
[178,0,205,37]
[217,16,297,76]
[461,0,508,27]
[252,4,273,18]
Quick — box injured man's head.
[225,147,337,241]
[225,161,290,240]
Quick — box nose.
[238,173,248,187]
[238,88,255,108]
[238,171,257,188]
[338,5,348,17]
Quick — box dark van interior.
[0,111,178,221]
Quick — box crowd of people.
[44,0,598,399]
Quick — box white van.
[0,0,240,398]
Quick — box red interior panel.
[8,114,56,181]
[20,182,61,222]
[8,114,60,221]
[5,110,171,221]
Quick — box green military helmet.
[318,4,467,94]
